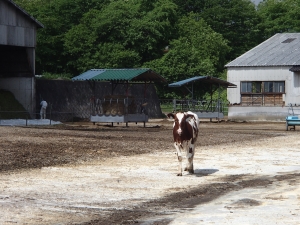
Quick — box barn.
[226,33,300,121]
[0,0,43,118]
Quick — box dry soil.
[0,119,299,224]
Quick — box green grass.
[0,89,30,119]
[160,103,174,114]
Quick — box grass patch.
[160,103,174,114]
[0,89,30,119]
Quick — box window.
[241,81,262,93]
[241,82,252,93]
[264,82,273,92]
[282,38,296,43]
[263,81,285,93]
[253,82,262,93]
[274,81,285,92]
[241,81,285,93]
[241,81,285,106]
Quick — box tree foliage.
[144,13,230,98]
[257,0,300,39]
[145,13,229,80]
[14,0,300,99]
[172,0,261,61]
[15,0,110,74]
[64,0,178,73]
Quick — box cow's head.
[168,112,193,136]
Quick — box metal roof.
[5,0,44,28]
[225,33,300,67]
[290,66,300,72]
[72,68,167,83]
[168,76,237,88]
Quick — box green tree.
[14,0,110,74]
[172,0,261,62]
[64,0,178,73]
[257,0,300,39]
[144,13,230,99]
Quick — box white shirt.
[40,100,47,108]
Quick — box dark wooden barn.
[0,0,43,117]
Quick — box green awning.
[169,76,236,88]
[72,68,167,83]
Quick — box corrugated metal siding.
[290,66,300,72]
[226,33,300,67]
[0,0,42,47]
[168,76,205,87]
[73,69,105,80]
[168,76,236,88]
[2,0,43,28]
[72,69,166,82]
[93,68,148,81]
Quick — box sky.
[252,0,263,5]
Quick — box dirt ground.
[0,119,299,224]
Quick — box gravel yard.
[0,119,299,224]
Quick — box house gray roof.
[225,33,300,68]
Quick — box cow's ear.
[167,113,175,119]
[185,113,195,120]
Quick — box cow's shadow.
[193,169,219,177]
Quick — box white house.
[226,33,300,121]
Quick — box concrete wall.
[0,77,35,117]
[36,80,164,120]
[228,106,290,121]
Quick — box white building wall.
[290,73,300,105]
[0,78,36,118]
[227,66,298,105]
[226,66,300,121]
[228,106,289,121]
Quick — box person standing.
[40,100,48,119]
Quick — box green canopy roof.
[72,68,167,83]
[169,76,236,88]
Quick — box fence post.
[173,99,176,112]
[49,104,52,125]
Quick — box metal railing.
[159,99,228,115]
[287,103,300,116]
[1,98,229,125]
[90,96,148,116]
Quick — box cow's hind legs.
[187,157,194,173]
[184,158,194,173]
[186,146,195,174]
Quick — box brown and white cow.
[167,111,200,176]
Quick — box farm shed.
[0,0,43,118]
[226,33,300,121]
[168,76,236,121]
[72,68,167,126]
